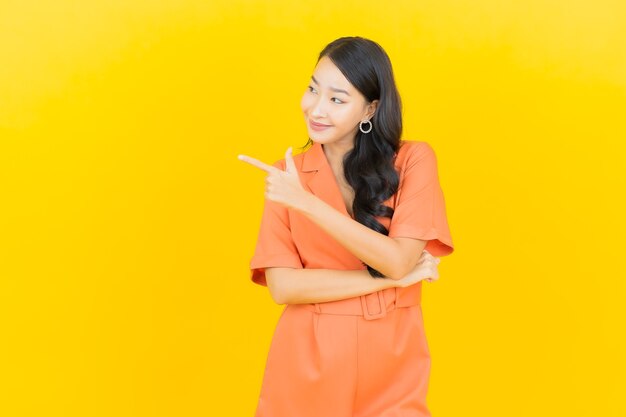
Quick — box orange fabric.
[249,140,454,417]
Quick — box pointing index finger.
[238,154,281,174]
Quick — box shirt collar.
[301,140,325,173]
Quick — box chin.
[307,129,326,137]
[308,133,334,143]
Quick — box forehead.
[312,56,353,90]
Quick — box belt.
[301,283,422,321]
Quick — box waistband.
[301,283,422,321]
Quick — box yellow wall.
[1,1,624,416]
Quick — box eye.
[307,85,316,93]
[331,98,343,104]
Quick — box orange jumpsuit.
[249,140,454,417]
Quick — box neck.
[321,140,354,169]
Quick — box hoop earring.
[359,119,372,134]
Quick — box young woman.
[239,36,454,417]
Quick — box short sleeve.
[388,142,454,256]
[249,160,303,286]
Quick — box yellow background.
[1,1,624,416]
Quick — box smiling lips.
[309,120,332,130]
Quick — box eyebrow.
[311,76,351,96]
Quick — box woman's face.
[301,56,378,148]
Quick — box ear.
[365,99,379,119]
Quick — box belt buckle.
[360,291,387,320]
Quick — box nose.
[310,95,327,118]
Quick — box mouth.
[309,119,332,128]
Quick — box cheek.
[300,94,313,111]
[335,106,359,123]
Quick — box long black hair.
[301,36,403,278]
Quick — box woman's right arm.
[266,252,439,305]
[266,268,396,305]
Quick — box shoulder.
[396,140,437,169]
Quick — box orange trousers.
[254,285,432,417]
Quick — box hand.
[394,250,441,288]
[238,147,312,212]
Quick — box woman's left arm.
[297,193,425,280]
[239,147,425,280]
